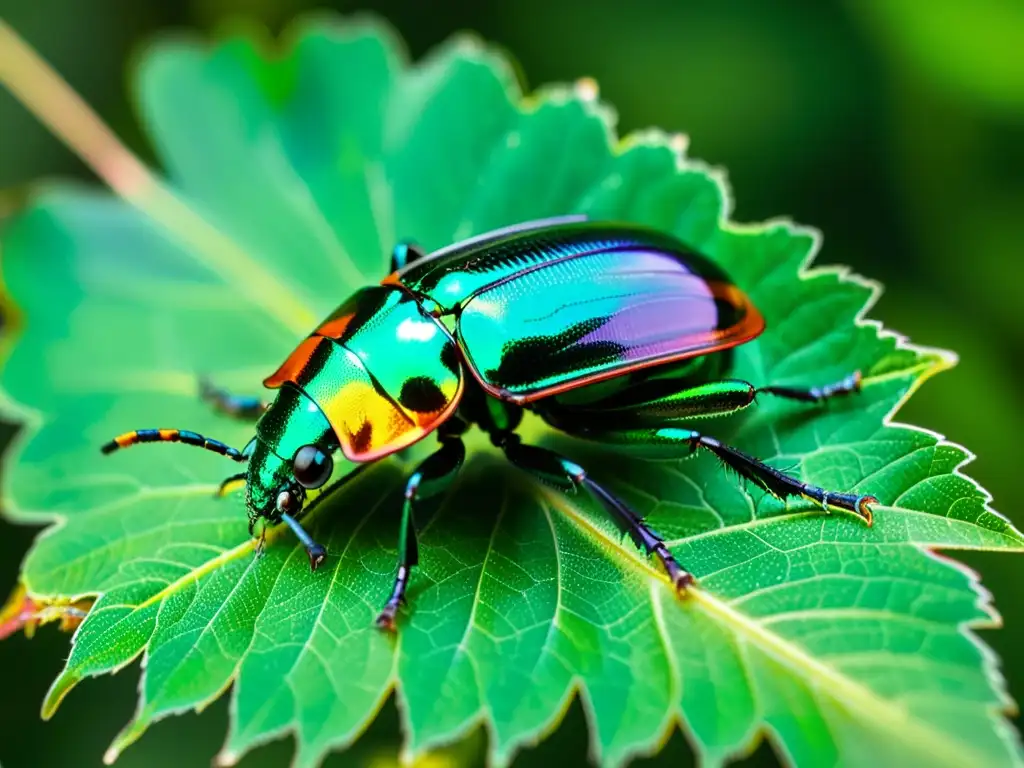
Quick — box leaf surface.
[1,16,1021,768]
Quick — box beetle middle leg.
[376,433,466,631]
[758,371,862,405]
[497,433,693,592]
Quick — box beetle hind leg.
[499,434,693,592]
[581,427,876,526]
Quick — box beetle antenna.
[100,429,247,462]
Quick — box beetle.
[101,215,876,629]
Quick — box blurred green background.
[1,0,1023,766]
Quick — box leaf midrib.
[540,487,1003,768]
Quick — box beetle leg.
[390,241,427,273]
[252,519,267,556]
[581,427,876,525]
[536,379,756,432]
[758,371,862,404]
[376,436,466,631]
[200,377,269,421]
[499,435,693,592]
[216,472,247,498]
[278,512,327,570]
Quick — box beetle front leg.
[587,427,876,525]
[216,472,247,498]
[278,512,327,569]
[500,435,693,592]
[200,377,269,421]
[376,435,466,631]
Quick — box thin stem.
[0,20,315,334]
[0,20,150,197]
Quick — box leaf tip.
[213,749,239,767]
[106,719,147,764]
[41,669,79,720]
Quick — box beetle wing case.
[397,221,763,403]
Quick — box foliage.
[1,16,1021,768]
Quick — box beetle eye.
[292,445,333,489]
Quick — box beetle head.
[245,437,334,525]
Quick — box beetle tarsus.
[375,576,408,631]
[279,512,327,570]
[758,370,863,405]
[375,602,401,633]
[801,487,876,526]
[307,543,327,570]
[654,542,695,594]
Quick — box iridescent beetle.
[102,215,876,629]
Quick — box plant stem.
[0,19,316,333]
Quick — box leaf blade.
[1,14,1021,768]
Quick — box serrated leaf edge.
[0,12,1020,768]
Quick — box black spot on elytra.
[349,421,374,455]
[440,342,461,374]
[485,319,626,390]
[400,377,448,413]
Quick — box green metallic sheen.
[397,219,761,401]
[249,385,333,517]
[398,221,685,311]
[332,288,461,421]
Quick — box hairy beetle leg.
[575,426,878,528]
[583,474,695,593]
[500,437,694,594]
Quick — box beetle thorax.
[262,286,465,463]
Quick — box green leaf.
[2,15,1022,768]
